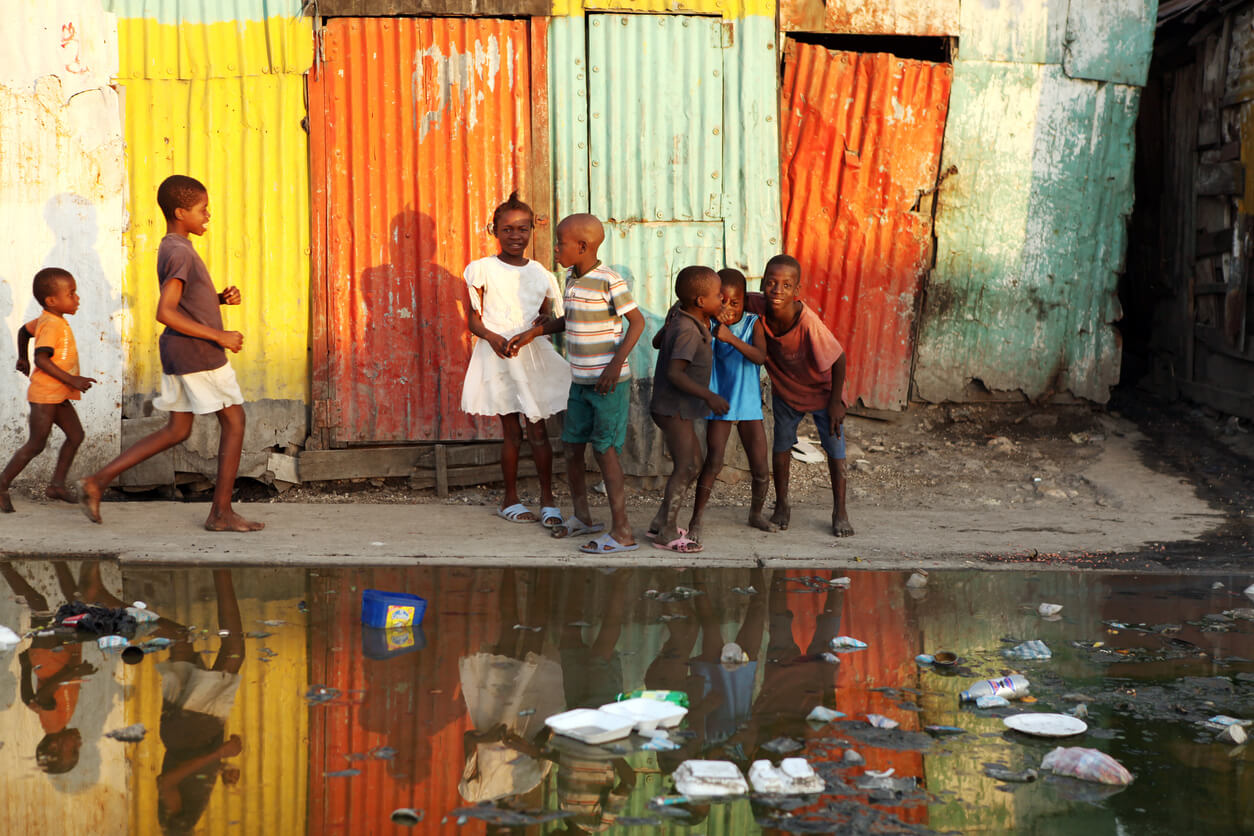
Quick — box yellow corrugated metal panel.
[120,74,310,403]
[125,571,308,835]
[113,15,313,79]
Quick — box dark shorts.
[771,393,846,460]
[561,381,630,454]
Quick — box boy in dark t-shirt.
[647,266,728,553]
[80,175,263,532]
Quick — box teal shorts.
[561,381,630,453]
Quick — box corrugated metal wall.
[780,43,952,410]
[781,0,959,36]
[122,568,309,835]
[309,16,540,444]
[308,567,503,835]
[0,0,127,479]
[914,0,1154,403]
[103,0,313,416]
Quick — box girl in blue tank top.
[687,269,778,543]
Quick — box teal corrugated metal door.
[587,13,725,377]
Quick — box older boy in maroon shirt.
[744,254,853,537]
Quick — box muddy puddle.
[1,562,1252,834]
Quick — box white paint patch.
[412,34,504,143]
[0,1,125,483]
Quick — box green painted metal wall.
[914,0,1156,403]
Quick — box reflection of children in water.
[689,567,767,752]
[458,568,563,805]
[4,560,99,775]
[559,569,627,709]
[150,570,244,833]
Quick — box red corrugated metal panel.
[781,43,952,410]
[308,567,503,835]
[780,0,960,36]
[310,17,540,444]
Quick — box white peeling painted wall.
[0,1,125,484]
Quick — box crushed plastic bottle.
[829,636,868,651]
[1003,640,1052,660]
[976,695,1010,709]
[960,674,1030,702]
[97,635,127,650]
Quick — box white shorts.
[158,661,242,719]
[153,362,245,415]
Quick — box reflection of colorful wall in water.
[121,567,308,835]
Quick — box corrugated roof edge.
[100,0,306,25]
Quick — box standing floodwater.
[0,563,1251,834]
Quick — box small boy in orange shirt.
[0,268,97,512]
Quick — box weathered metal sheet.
[781,43,952,410]
[589,14,724,223]
[581,0,776,14]
[310,16,537,443]
[117,75,312,408]
[780,0,959,36]
[123,568,308,835]
[0,1,126,480]
[320,0,548,13]
[102,0,312,79]
[957,0,1068,64]
[1227,4,1254,106]
[1063,0,1158,85]
[915,62,1137,403]
[308,567,502,835]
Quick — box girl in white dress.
[461,193,572,526]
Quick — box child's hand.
[219,734,243,758]
[218,286,242,305]
[707,394,730,415]
[827,398,846,437]
[15,358,30,376]
[487,333,511,359]
[218,331,244,352]
[506,329,535,356]
[69,375,98,393]
[595,362,622,394]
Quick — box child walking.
[460,192,571,527]
[506,214,645,554]
[686,268,776,543]
[79,175,263,532]
[0,268,97,512]
[745,254,853,537]
[647,266,728,553]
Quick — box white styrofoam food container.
[599,698,688,732]
[673,760,750,797]
[748,758,825,794]
[545,708,635,745]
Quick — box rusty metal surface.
[318,0,548,13]
[781,0,959,35]
[310,16,541,444]
[780,42,952,410]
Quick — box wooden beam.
[296,447,426,482]
[435,444,449,499]
[1196,162,1245,195]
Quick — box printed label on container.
[385,628,415,652]
[385,604,415,627]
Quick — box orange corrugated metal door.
[311,18,539,444]
[781,42,952,410]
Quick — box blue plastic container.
[361,589,427,628]
[362,625,427,660]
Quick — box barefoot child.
[80,175,263,532]
[0,268,97,512]
[506,214,644,554]
[686,268,776,543]
[647,266,727,553]
[461,192,572,527]
[745,254,853,537]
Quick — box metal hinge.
[313,399,342,428]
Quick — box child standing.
[506,214,645,554]
[79,175,263,532]
[461,192,571,527]
[0,268,97,512]
[745,254,854,537]
[686,268,776,543]
[647,266,727,553]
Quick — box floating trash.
[1038,603,1063,617]
[105,724,146,742]
[830,636,868,651]
[976,695,1010,709]
[1040,747,1133,786]
[1004,640,1052,660]
[806,706,845,724]
[866,714,899,729]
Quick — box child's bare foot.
[0,488,13,513]
[78,478,102,523]
[45,484,76,503]
[833,512,855,537]
[770,503,790,530]
[205,510,265,532]
[748,511,779,533]
[687,522,703,544]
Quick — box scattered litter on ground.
[806,706,845,724]
[105,724,146,742]
[673,760,749,797]
[391,808,423,826]
[1040,747,1133,786]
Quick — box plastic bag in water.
[1040,747,1133,786]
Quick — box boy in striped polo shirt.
[507,214,644,553]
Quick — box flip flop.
[497,503,537,523]
[551,517,605,539]
[539,506,564,529]
[578,532,640,554]
[653,535,703,554]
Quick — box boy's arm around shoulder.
[15,321,34,375]
[717,316,767,365]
